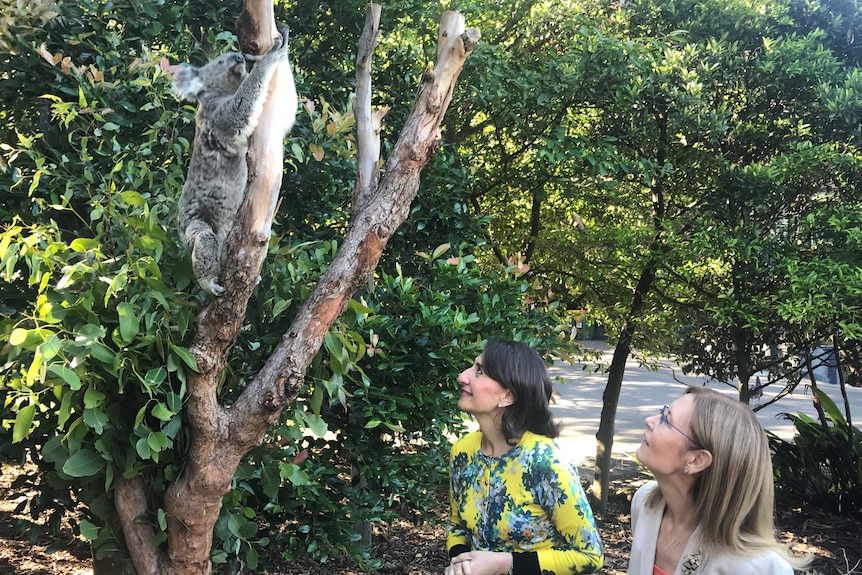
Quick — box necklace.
[659,518,694,552]
[661,529,689,552]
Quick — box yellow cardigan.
[446,430,603,575]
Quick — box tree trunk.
[591,105,668,513]
[113,4,479,574]
[590,265,655,512]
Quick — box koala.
[173,26,296,296]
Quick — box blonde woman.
[628,386,809,575]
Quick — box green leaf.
[304,413,328,438]
[135,437,151,460]
[143,367,167,389]
[89,343,116,365]
[279,462,310,486]
[104,271,129,306]
[151,402,173,421]
[245,547,259,570]
[228,513,257,540]
[83,407,108,435]
[12,403,36,443]
[79,520,100,541]
[290,142,304,163]
[168,342,198,371]
[814,387,846,426]
[117,302,139,343]
[10,327,53,350]
[324,331,344,374]
[62,449,105,477]
[347,299,375,315]
[261,462,280,499]
[84,385,106,408]
[58,390,73,429]
[272,298,291,318]
[384,421,406,433]
[48,364,82,390]
[41,436,66,464]
[119,191,146,206]
[75,323,107,346]
[69,238,100,252]
[310,385,323,416]
[432,242,451,259]
[39,335,63,359]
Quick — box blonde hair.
[647,386,808,568]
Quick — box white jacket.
[628,481,794,575]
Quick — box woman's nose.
[457,369,469,384]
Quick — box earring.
[497,403,503,408]
[684,466,690,475]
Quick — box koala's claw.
[207,279,226,297]
[275,25,289,51]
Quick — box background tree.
[440,0,862,510]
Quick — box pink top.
[653,564,673,575]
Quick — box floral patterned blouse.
[446,430,604,575]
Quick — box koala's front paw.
[206,278,226,297]
[275,25,290,53]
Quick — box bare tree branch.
[352,3,387,216]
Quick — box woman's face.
[635,393,698,476]
[456,353,510,415]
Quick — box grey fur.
[173,29,291,296]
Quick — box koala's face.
[173,52,248,101]
[198,52,247,94]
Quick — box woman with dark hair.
[445,339,603,575]
[628,386,809,575]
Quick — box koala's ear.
[173,64,204,101]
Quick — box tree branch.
[114,476,163,575]
[352,3,386,217]
[231,11,480,436]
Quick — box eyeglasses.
[659,405,703,450]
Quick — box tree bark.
[114,5,479,574]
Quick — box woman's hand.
[444,550,513,575]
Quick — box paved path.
[548,342,862,477]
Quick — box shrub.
[769,388,862,516]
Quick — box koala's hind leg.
[183,220,226,296]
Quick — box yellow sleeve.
[446,438,472,554]
[529,453,604,574]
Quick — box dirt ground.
[0,462,859,575]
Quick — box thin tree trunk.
[590,265,656,512]
[113,5,479,574]
[591,104,667,513]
